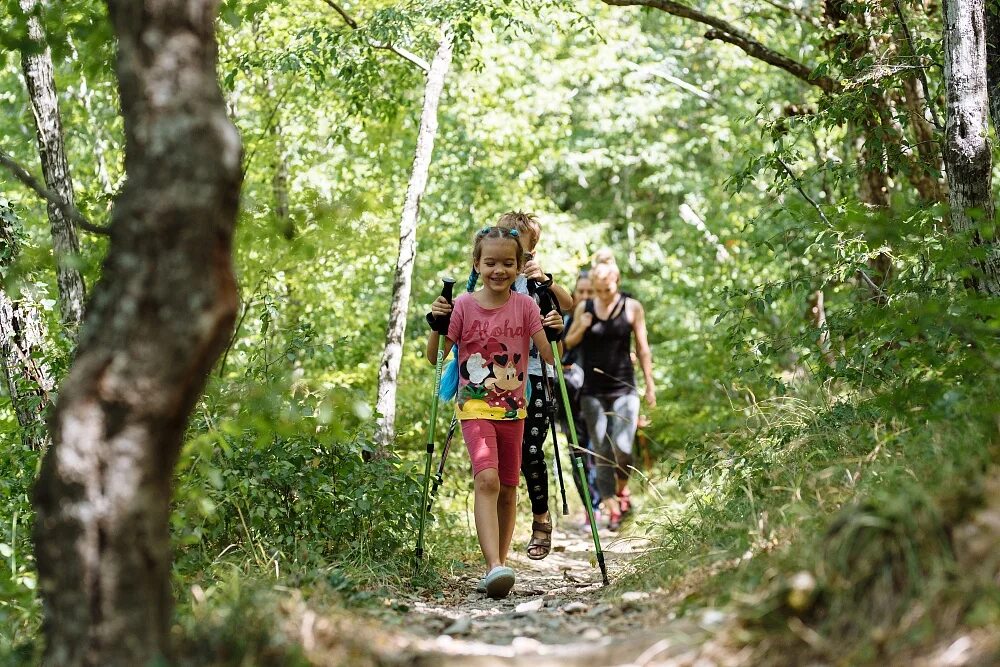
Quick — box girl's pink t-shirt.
[447,291,543,420]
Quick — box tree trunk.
[1,202,54,451]
[373,28,454,455]
[943,0,1000,295]
[31,0,243,663]
[986,0,1000,128]
[273,128,292,240]
[19,0,87,328]
[808,289,835,366]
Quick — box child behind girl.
[426,226,563,599]
[495,211,573,561]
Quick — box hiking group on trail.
[424,212,655,599]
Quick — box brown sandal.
[526,520,552,560]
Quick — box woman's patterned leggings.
[520,375,550,516]
[581,392,640,500]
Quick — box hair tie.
[479,225,492,235]
[508,229,519,237]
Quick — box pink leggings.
[460,419,525,486]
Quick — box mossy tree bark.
[31,0,243,663]
[943,0,1000,295]
[0,202,54,451]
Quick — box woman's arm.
[631,300,656,407]
[563,301,591,349]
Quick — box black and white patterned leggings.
[520,375,550,516]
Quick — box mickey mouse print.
[447,291,544,421]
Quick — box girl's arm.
[425,332,439,365]
[631,300,656,407]
[426,295,456,364]
[563,301,591,349]
[425,332,455,365]
[533,309,564,365]
[532,330,556,366]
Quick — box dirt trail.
[292,525,741,667]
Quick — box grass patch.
[629,370,1000,663]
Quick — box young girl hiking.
[426,225,563,599]
[495,211,573,561]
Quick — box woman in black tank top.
[564,251,655,531]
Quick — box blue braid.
[465,268,479,292]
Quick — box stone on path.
[585,603,613,618]
[560,601,589,614]
[621,591,650,603]
[442,616,472,636]
[515,599,544,614]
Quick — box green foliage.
[2,0,1000,662]
[174,363,424,578]
[172,577,310,667]
[0,444,40,661]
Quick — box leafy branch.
[0,148,109,235]
[320,0,430,72]
[603,0,839,92]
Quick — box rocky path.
[291,524,740,667]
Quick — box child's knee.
[499,484,517,502]
[474,469,501,494]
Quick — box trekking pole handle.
[536,286,562,342]
[426,277,456,334]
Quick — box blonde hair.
[496,211,541,249]
[591,247,620,279]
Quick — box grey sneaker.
[483,566,515,599]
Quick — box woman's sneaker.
[579,509,602,532]
[483,565,516,599]
[617,488,632,516]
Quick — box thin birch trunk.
[32,0,243,662]
[1,202,53,451]
[19,0,87,328]
[808,290,835,366]
[373,28,454,455]
[943,0,1000,295]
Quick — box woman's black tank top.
[580,295,635,397]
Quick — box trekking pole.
[543,362,598,517]
[427,270,479,515]
[414,277,456,577]
[427,415,458,512]
[538,288,609,585]
[539,349,569,516]
[532,286,568,515]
